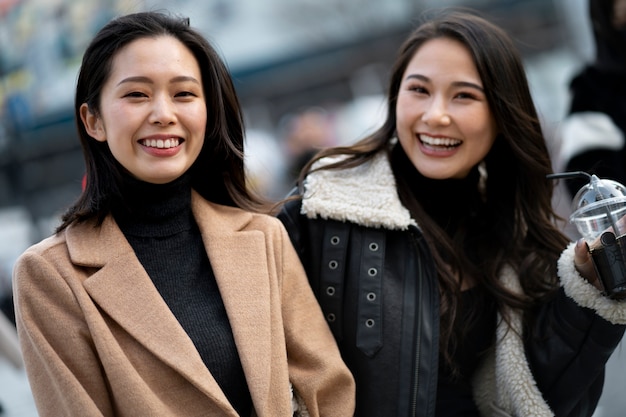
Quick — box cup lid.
[572,175,626,210]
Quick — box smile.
[140,138,181,149]
[419,134,461,150]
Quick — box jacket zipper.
[410,248,423,416]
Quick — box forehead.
[404,37,481,82]
[108,35,200,78]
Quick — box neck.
[391,144,481,234]
[112,172,194,237]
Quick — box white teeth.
[142,138,180,148]
[420,134,461,147]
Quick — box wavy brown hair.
[58,11,264,232]
[296,9,569,368]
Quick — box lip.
[139,134,184,146]
[138,134,184,156]
[417,133,461,157]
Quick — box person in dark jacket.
[278,9,626,417]
[558,0,626,196]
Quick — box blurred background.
[1,0,624,416]
[0,0,590,275]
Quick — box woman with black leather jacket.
[278,9,626,417]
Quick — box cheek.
[465,110,497,143]
[186,105,207,132]
[103,99,127,119]
[185,108,207,153]
[472,129,497,161]
[101,104,136,135]
[396,94,423,123]
[194,113,208,134]
[395,100,412,131]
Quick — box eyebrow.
[116,75,201,86]
[405,74,484,92]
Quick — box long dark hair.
[58,11,262,232]
[297,9,569,366]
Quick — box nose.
[421,97,451,126]
[149,95,176,126]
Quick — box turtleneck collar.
[111,172,194,238]
[391,143,482,234]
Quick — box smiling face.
[395,36,497,180]
[80,35,207,184]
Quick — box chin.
[417,169,452,180]
[418,165,471,180]
[143,175,180,185]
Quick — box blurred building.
[0,0,581,245]
[0,0,571,217]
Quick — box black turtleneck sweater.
[391,143,488,257]
[391,144,496,416]
[111,173,252,416]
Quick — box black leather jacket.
[278,151,626,417]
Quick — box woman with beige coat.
[12,11,354,417]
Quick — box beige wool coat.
[12,192,355,417]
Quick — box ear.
[80,103,106,142]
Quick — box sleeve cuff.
[558,242,626,325]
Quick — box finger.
[574,238,590,264]
[574,239,602,289]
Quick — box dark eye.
[455,92,477,100]
[409,85,428,94]
[124,91,147,98]
[175,91,197,97]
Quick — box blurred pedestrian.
[12,11,354,417]
[558,0,626,196]
[0,307,22,369]
[281,107,335,185]
[0,299,22,416]
[278,8,626,417]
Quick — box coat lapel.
[191,194,273,414]
[65,216,234,410]
[66,196,274,414]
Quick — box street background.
[1,0,626,415]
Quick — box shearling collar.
[301,151,417,230]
